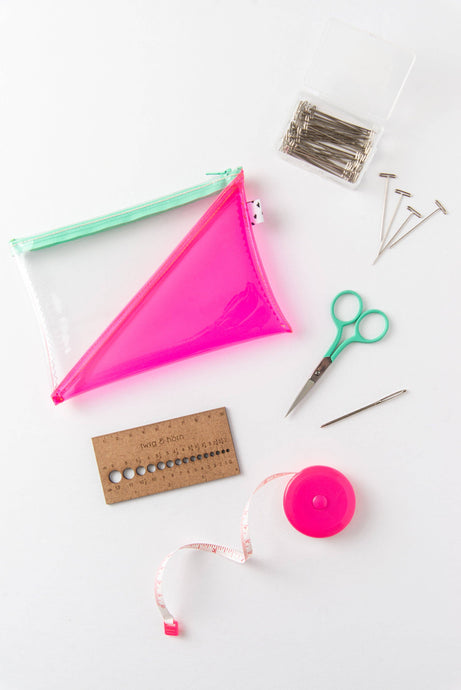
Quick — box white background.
[1,1,460,689]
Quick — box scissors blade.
[285,357,332,417]
[285,378,316,417]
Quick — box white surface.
[1,1,460,689]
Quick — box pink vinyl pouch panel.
[10,168,291,404]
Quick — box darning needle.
[321,389,407,428]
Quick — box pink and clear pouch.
[10,168,291,404]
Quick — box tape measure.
[155,465,356,635]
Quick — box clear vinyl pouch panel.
[10,169,291,404]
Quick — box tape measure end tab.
[164,621,179,636]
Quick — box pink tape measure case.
[283,465,355,538]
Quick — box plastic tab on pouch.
[247,199,264,225]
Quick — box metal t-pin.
[373,205,422,264]
[389,200,447,248]
[378,173,397,244]
[381,188,412,247]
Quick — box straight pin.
[282,101,375,183]
[379,173,397,243]
[321,389,407,428]
[373,205,422,264]
[389,200,447,249]
[380,188,412,248]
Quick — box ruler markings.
[92,407,239,505]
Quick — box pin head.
[379,172,397,178]
[395,189,412,197]
[435,200,448,214]
[407,205,422,218]
[283,465,355,538]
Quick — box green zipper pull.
[205,169,233,176]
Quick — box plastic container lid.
[283,465,356,538]
[305,19,415,125]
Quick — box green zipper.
[10,167,242,254]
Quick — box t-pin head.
[435,200,448,214]
[407,206,422,218]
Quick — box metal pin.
[389,200,447,249]
[281,101,375,184]
[380,188,412,248]
[378,173,397,243]
[373,204,422,264]
[321,389,407,428]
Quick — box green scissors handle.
[285,290,390,417]
[325,290,389,360]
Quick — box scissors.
[286,290,389,417]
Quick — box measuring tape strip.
[154,472,295,636]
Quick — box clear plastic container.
[279,19,415,187]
